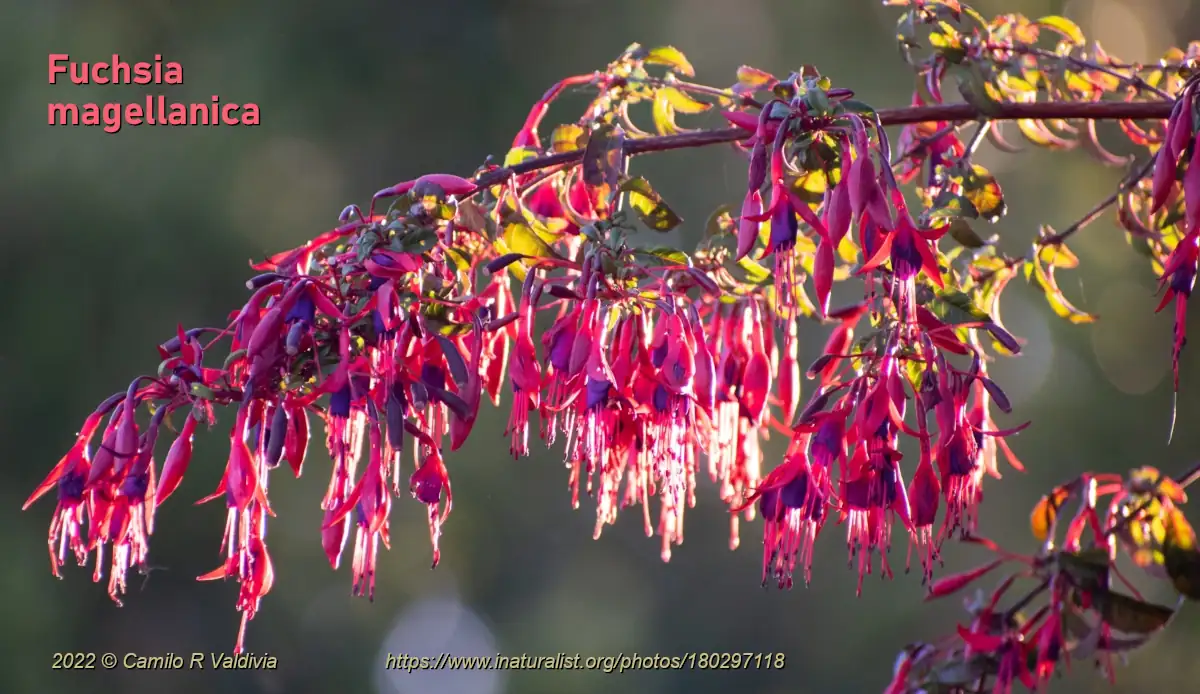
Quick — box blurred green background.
[4,0,1200,692]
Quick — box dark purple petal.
[585,377,611,408]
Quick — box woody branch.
[474,99,1175,187]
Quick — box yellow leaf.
[652,91,679,136]
[1129,466,1188,503]
[550,125,586,153]
[1036,237,1080,269]
[836,234,858,264]
[619,176,683,232]
[643,46,695,77]
[503,147,539,167]
[659,86,711,114]
[497,222,563,281]
[1030,256,1095,324]
[736,66,775,91]
[1036,15,1085,47]
[962,164,1006,222]
[1031,486,1071,541]
[737,257,771,284]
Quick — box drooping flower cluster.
[22,1,1199,681]
[884,467,1200,694]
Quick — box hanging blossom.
[23,47,1045,652]
[724,88,1028,592]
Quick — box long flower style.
[21,3,1200,689]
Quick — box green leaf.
[400,227,439,253]
[642,46,695,77]
[928,191,980,221]
[954,64,1003,118]
[1165,544,1200,600]
[1097,591,1175,634]
[635,246,691,267]
[1160,509,1200,600]
[619,176,683,232]
[804,86,832,116]
[1056,549,1111,591]
[836,99,877,117]
[946,219,987,248]
[929,290,991,324]
[1037,15,1085,47]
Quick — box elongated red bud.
[284,405,309,478]
[748,140,768,192]
[306,283,346,321]
[1184,143,1200,232]
[736,190,763,260]
[825,178,851,246]
[245,281,309,364]
[413,173,478,198]
[740,349,772,424]
[322,507,351,569]
[692,334,717,415]
[847,153,873,218]
[1152,102,1189,214]
[721,110,760,131]
[813,240,834,317]
[373,179,416,200]
[567,328,593,377]
[925,559,1004,600]
[908,458,940,528]
[86,402,130,488]
[224,408,266,513]
[1151,149,1179,216]
[956,625,1006,653]
[156,413,198,505]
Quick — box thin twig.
[1039,155,1158,246]
[1003,45,1173,101]
[1004,578,1050,620]
[963,121,992,159]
